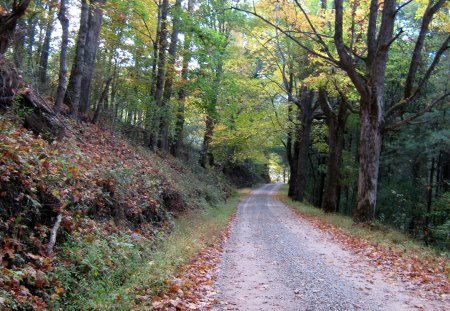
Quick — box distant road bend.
[214,183,448,311]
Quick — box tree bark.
[13,18,26,69]
[65,0,89,117]
[160,0,182,153]
[293,86,314,202]
[54,0,69,113]
[199,113,215,168]
[79,0,106,116]
[319,88,348,213]
[150,0,169,152]
[334,0,395,222]
[171,0,194,157]
[38,0,56,86]
[288,135,300,198]
[0,0,31,60]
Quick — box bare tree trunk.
[354,97,384,222]
[160,0,182,153]
[334,0,395,222]
[146,1,162,147]
[79,0,106,117]
[13,18,26,69]
[171,0,195,157]
[54,0,69,113]
[294,86,314,201]
[319,89,348,213]
[150,1,162,99]
[38,0,56,87]
[288,137,299,198]
[150,0,169,152]
[199,55,223,168]
[200,113,215,168]
[65,0,89,118]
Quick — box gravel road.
[214,183,447,311]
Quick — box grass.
[51,192,243,310]
[277,185,447,259]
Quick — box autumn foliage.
[0,112,231,309]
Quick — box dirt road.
[214,184,448,311]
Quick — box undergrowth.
[0,113,235,309]
[50,194,239,310]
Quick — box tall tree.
[150,0,169,152]
[172,0,194,157]
[65,0,89,117]
[38,0,57,86]
[319,87,350,212]
[160,0,182,152]
[54,0,69,113]
[236,0,450,222]
[79,0,107,116]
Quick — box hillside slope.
[0,112,233,309]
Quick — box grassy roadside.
[51,191,244,310]
[276,185,449,263]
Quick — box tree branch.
[384,92,450,132]
[404,0,447,99]
[388,34,450,116]
[333,0,369,101]
[231,6,337,64]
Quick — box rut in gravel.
[213,183,448,311]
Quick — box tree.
[150,0,169,152]
[65,0,89,117]
[0,0,31,60]
[38,0,57,87]
[318,86,351,212]
[172,0,195,157]
[79,0,107,116]
[235,0,450,222]
[54,0,69,113]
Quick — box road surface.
[214,184,447,311]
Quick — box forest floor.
[213,184,449,311]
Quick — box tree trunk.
[354,97,383,222]
[54,0,69,113]
[38,0,56,86]
[321,117,345,212]
[160,0,182,153]
[79,0,106,117]
[13,18,26,69]
[319,89,348,213]
[146,1,162,146]
[92,77,112,124]
[288,137,300,198]
[65,0,89,117]
[0,0,31,60]
[334,0,395,223]
[200,113,215,168]
[26,8,38,64]
[171,0,194,157]
[293,86,314,202]
[316,154,326,207]
[427,157,435,214]
[150,1,162,99]
[150,0,169,152]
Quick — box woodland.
[0,0,449,309]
